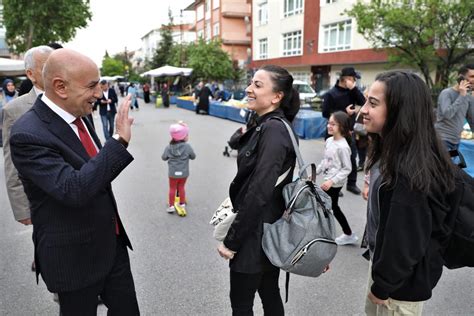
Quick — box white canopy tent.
[0,57,25,76]
[100,75,125,82]
[141,65,193,77]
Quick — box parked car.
[293,80,317,105]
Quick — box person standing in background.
[322,67,366,195]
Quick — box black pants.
[230,269,284,316]
[347,133,358,186]
[326,186,352,235]
[58,238,140,316]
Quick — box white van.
[293,80,316,105]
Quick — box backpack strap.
[270,117,309,179]
[285,271,290,303]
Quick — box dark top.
[95,88,118,116]
[197,86,213,106]
[371,175,452,301]
[224,108,296,273]
[322,81,366,127]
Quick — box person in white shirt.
[317,111,358,245]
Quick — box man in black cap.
[322,66,366,195]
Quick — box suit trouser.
[58,237,139,316]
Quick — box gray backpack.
[262,118,337,285]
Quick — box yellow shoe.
[174,203,187,217]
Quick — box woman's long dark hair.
[366,70,455,194]
[260,65,300,122]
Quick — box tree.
[101,56,124,76]
[3,0,92,54]
[186,39,237,81]
[150,8,174,69]
[346,0,474,90]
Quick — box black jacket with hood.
[223,108,296,273]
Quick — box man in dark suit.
[96,79,118,140]
[10,49,139,316]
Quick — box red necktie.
[73,118,97,158]
[73,118,120,235]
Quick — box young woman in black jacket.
[217,65,300,315]
[361,71,456,315]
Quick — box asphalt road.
[0,99,472,315]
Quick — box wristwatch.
[112,133,129,148]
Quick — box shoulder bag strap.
[271,117,308,179]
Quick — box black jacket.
[322,82,365,127]
[371,176,452,301]
[224,109,296,273]
[95,88,118,116]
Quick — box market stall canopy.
[101,75,125,81]
[0,57,25,76]
[141,65,193,77]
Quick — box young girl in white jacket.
[317,111,358,245]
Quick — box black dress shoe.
[338,191,344,197]
[347,185,361,195]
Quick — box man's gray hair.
[24,45,54,70]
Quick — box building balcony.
[221,32,251,46]
[221,3,251,18]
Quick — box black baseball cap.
[340,67,361,79]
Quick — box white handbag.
[210,167,292,241]
[209,197,236,241]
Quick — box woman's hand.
[217,243,236,260]
[320,180,333,191]
[368,291,388,306]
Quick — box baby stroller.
[223,127,244,157]
[223,110,256,157]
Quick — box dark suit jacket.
[96,88,118,116]
[9,97,134,293]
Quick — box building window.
[197,29,204,39]
[282,31,302,56]
[197,5,204,20]
[326,0,337,3]
[284,0,303,17]
[213,0,220,9]
[205,0,211,17]
[205,21,211,40]
[213,22,220,37]
[322,20,352,52]
[258,2,268,26]
[259,38,268,59]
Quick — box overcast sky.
[65,0,194,66]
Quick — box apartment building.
[141,23,196,62]
[184,0,251,67]
[251,0,388,91]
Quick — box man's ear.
[52,77,67,99]
[271,91,284,105]
[25,69,35,83]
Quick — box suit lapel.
[33,98,93,161]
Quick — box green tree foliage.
[186,39,236,81]
[3,0,92,54]
[101,56,124,76]
[150,8,174,69]
[346,0,474,89]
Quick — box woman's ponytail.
[260,65,300,122]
